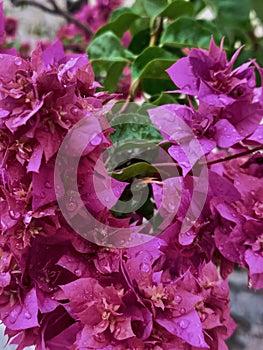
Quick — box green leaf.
[87,31,125,59]
[110,113,163,145]
[131,46,175,80]
[139,59,176,79]
[142,0,168,17]
[102,61,127,92]
[130,17,151,36]
[128,28,151,54]
[131,0,148,16]
[142,78,175,95]
[251,0,263,22]
[110,162,158,181]
[160,17,222,49]
[189,0,206,15]
[212,0,251,25]
[151,92,179,105]
[131,46,176,94]
[95,8,139,38]
[107,111,163,173]
[211,0,252,45]
[159,0,194,19]
[91,57,127,92]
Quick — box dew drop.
[71,107,79,116]
[24,311,32,319]
[179,307,186,315]
[40,191,46,199]
[9,210,20,220]
[44,180,52,189]
[179,319,189,329]
[14,57,22,66]
[93,333,106,343]
[174,295,182,304]
[74,269,82,277]
[225,112,232,119]
[90,134,102,146]
[104,196,110,204]
[168,202,176,211]
[9,309,19,324]
[140,262,151,273]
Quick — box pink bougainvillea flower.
[167,38,255,107]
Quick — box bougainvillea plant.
[0,0,263,349]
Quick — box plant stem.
[127,17,164,102]
[10,0,93,36]
[149,17,163,47]
[206,145,263,166]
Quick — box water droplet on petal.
[24,311,32,319]
[9,210,20,220]
[14,57,22,66]
[9,309,20,324]
[168,202,176,211]
[179,319,189,329]
[140,262,151,273]
[174,295,182,304]
[105,196,110,203]
[94,332,106,343]
[40,191,46,199]
[74,269,82,277]
[71,107,79,116]
[90,134,102,146]
[179,307,186,315]
[44,180,52,189]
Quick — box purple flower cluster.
[57,0,122,52]
[149,38,263,291]
[0,4,261,347]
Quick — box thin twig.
[11,0,93,36]
[126,17,164,103]
[149,17,163,47]
[206,145,263,166]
